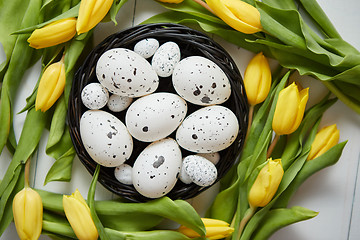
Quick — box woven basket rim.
[68,23,248,202]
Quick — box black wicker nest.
[68,23,248,202]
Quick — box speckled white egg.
[114,164,133,185]
[96,48,159,97]
[80,110,133,167]
[125,92,187,142]
[172,56,231,106]
[81,82,109,109]
[151,41,181,77]
[179,158,193,184]
[134,38,159,59]
[107,94,133,112]
[176,105,239,153]
[182,155,217,187]
[132,138,182,198]
[197,152,221,165]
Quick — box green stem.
[191,0,215,15]
[42,220,77,239]
[245,105,254,143]
[24,158,30,188]
[236,207,256,240]
[88,165,110,240]
[267,134,280,159]
[322,81,360,114]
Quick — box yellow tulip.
[76,0,114,34]
[244,52,271,105]
[35,61,66,112]
[63,189,98,240]
[205,0,262,34]
[178,218,234,239]
[307,124,340,160]
[157,0,184,3]
[27,18,76,49]
[272,82,309,135]
[12,187,43,240]
[248,158,284,208]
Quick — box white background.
[1,0,360,239]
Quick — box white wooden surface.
[1,0,360,239]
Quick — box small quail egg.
[152,41,181,77]
[182,155,217,187]
[114,164,133,185]
[107,94,133,112]
[134,38,159,59]
[179,158,193,184]
[81,82,109,109]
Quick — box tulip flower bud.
[307,124,340,160]
[27,18,77,49]
[248,158,284,208]
[63,189,98,240]
[178,218,234,239]
[205,0,262,34]
[12,187,43,240]
[35,61,66,112]
[244,52,271,105]
[76,0,114,34]
[272,82,309,135]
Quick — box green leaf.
[244,72,290,180]
[0,166,24,235]
[0,0,42,155]
[96,198,206,236]
[274,141,347,208]
[143,11,269,55]
[109,0,128,25]
[38,190,206,236]
[324,38,360,55]
[251,206,318,240]
[0,0,30,76]
[296,0,341,38]
[256,2,307,50]
[157,0,226,25]
[261,0,297,10]
[209,70,287,223]
[280,96,337,170]
[105,229,192,240]
[12,3,80,35]
[210,176,240,222]
[44,96,75,184]
[42,220,77,239]
[44,147,75,184]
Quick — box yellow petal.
[244,52,271,105]
[248,158,284,208]
[206,0,262,34]
[288,87,309,133]
[77,0,114,34]
[63,189,98,240]
[13,188,43,240]
[272,83,309,135]
[201,218,230,227]
[35,62,63,111]
[42,62,66,111]
[178,218,233,239]
[308,124,340,160]
[27,18,76,49]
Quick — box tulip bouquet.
[207,54,346,239]
[0,0,352,239]
[146,0,360,115]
